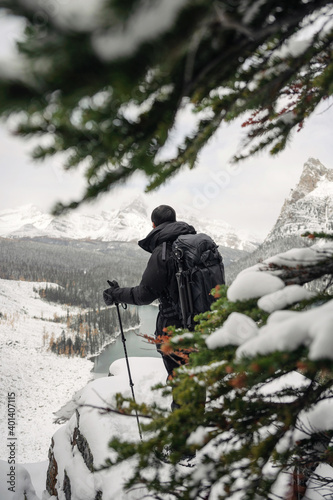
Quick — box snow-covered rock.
[45,357,170,500]
[266,157,333,242]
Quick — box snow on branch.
[228,243,333,302]
[205,240,333,361]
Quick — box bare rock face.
[45,410,100,500]
[266,158,333,242]
[46,437,59,497]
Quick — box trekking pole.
[110,287,142,441]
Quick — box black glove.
[103,280,119,306]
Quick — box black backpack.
[171,233,225,330]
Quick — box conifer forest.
[0,237,146,356]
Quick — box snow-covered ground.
[0,355,170,500]
[0,278,94,497]
[0,277,171,500]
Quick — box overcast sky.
[2,103,332,239]
[1,10,333,239]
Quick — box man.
[103,205,196,392]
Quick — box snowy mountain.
[0,199,260,252]
[178,212,260,253]
[266,158,333,242]
[0,199,151,243]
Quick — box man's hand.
[103,280,119,306]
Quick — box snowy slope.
[178,212,259,252]
[0,278,93,465]
[266,158,333,241]
[0,200,152,243]
[0,205,53,235]
[0,198,260,252]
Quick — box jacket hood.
[138,221,196,253]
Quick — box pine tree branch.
[0,0,332,207]
[184,0,331,97]
[213,3,255,40]
[78,402,153,420]
[267,259,333,286]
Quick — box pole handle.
[107,280,127,309]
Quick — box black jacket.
[112,221,196,309]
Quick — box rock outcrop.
[46,409,100,500]
[44,357,168,500]
[266,158,333,242]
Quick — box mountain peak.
[289,158,333,203]
[1,203,42,217]
[121,197,148,217]
[266,158,333,242]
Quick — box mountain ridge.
[3,157,331,252]
[0,200,260,253]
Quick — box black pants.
[155,312,206,412]
[155,312,185,379]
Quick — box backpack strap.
[162,241,167,261]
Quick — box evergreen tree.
[0,0,332,212]
[104,233,333,499]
